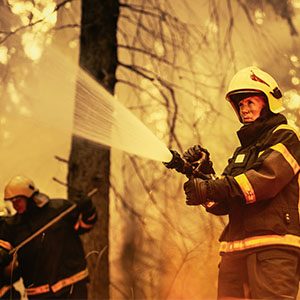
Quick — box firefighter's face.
[238,95,266,123]
[12,196,27,214]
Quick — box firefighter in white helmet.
[0,175,97,299]
[4,175,45,214]
[183,66,300,299]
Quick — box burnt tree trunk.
[67,1,119,299]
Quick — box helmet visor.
[227,90,266,105]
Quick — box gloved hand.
[183,177,207,205]
[183,145,206,162]
[73,192,93,213]
[3,253,19,284]
[0,248,13,268]
[183,145,215,175]
[163,150,184,171]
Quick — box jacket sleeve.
[0,245,12,268]
[207,125,300,206]
[73,196,97,234]
[0,219,13,268]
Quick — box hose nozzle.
[163,150,194,177]
[163,149,216,179]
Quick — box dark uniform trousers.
[218,248,300,299]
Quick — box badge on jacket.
[235,154,245,163]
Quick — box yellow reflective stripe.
[234,174,256,204]
[26,268,89,295]
[271,143,300,174]
[258,150,264,158]
[0,240,12,251]
[273,124,300,141]
[258,125,300,158]
[26,284,50,295]
[220,234,300,253]
[51,268,89,293]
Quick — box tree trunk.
[68,1,119,299]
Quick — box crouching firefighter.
[0,175,97,299]
[166,66,300,299]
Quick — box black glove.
[163,150,184,171]
[163,150,194,176]
[183,145,205,162]
[0,248,13,268]
[73,193,93,213]
[183,177,208,205]
[183,145,215,175]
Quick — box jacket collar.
[237,113,287,147]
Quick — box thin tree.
[67,1,119,299]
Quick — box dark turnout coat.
[0,196,97,298]
[206,113,300,253]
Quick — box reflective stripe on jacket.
[206,114,300,253]
[0,240,12,251]
[220,234,300,253]
[1,198,96,294]
[0,285,10,298]
[26,268,88,296]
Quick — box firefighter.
[183,66,300,299]
[0,216,20,300]
[0,175,97,299]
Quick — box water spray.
[0,8,174,165]
[73,68,173,162]
[14,46,174,164]
[12,41,214,173]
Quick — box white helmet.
[4,175,48,208]
[4,175,38,200]
[226,66,283,122]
